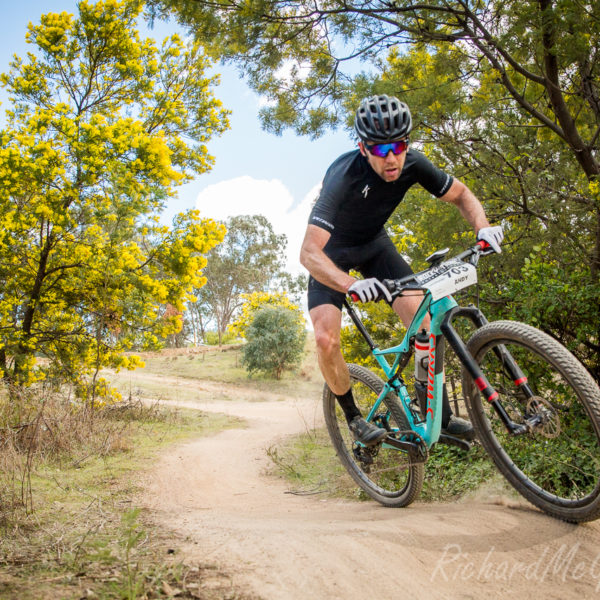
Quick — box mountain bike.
[322,241,600,523]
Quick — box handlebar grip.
[477,240,490,250]
[349,292,359,302]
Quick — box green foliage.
[242,306,307,379]
[228,290,305,339]
[268,425,500,502]
[340,299,403,371]
[0,0,229,393]
[152,0,600,380]
[421,444,498,502]
[152,0,600,177]
[118,508,146,600]
[498,248,600,381]
[371,42,600,381]
[188,214,288,344]
[204,330,238,346]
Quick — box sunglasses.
[365,139,409,158]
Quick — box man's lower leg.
[335,388,361,424]
[441,384,475,440]
[335,388,387,446]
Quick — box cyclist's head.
[354,94,412,143]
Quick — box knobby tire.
[462,320,600,523]
[323,363,424,508]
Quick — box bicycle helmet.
[354,94,412,142]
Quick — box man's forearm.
[456,186,490,232]
[300,245,355,293]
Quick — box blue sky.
[0,1,353,276]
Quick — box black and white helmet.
[354,94,412,142]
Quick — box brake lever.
[468,251,481,267]
[469,240,496,266]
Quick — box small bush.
[242,307,307,379]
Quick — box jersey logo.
[362,184,370,198]
[311,215,334,230]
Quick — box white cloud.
[196,176,321,277]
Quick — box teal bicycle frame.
[344,243,533,451]
[346,292,457,448]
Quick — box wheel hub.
[526,396,561,439]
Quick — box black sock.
[335,388,361,424]
[442,384,453,428]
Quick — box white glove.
[477,225,504,253]
[348,278,392,303]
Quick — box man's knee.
[313,327,342,358]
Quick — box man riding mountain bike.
[300,94,503,446]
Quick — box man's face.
[358,140,409,183]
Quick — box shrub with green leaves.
[242,307,307,379]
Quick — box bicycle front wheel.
[323,363,424,508]
[463,320,600,522]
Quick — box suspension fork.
[440,306,529,435]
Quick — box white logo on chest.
[362,184,370,198]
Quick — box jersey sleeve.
[307,154,353,233]
[411,150,453,197]
[308,186,338,233]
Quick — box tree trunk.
[14,233,52,380]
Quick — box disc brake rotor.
[527,396,561,439]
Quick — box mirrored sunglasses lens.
[371,144,393,157]
[369,141,407,157]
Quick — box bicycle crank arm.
[438,434,472,452]
[383,435,428,463]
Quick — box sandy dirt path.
[139,382,600,600]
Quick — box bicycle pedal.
[438,434,472,452]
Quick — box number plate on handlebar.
[415,259,477,301]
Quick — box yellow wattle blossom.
[0,0,229,394]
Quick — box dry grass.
[0,381,170,523]
[105,334,323,406]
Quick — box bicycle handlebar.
[348,241,495,302]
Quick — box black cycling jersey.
[308,148,453,245]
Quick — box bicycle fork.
[440,306,531,435]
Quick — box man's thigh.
[360,234,413,281]
[392,293,428,329]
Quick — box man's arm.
[299,225,356,293]
[439,179,491,232]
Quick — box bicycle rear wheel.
[463,320,600,522]
[323,363,424,507]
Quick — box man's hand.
[348,278,392,303]
[477,225,504,253]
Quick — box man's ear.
[358,141,367,157]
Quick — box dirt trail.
[139,382,600,600]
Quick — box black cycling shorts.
[307,230,414,311]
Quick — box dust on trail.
[138,381,600,600]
